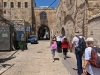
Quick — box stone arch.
[61,27,65,37]
[38,25,50,40]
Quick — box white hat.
[75,32,82,36]
[86,37,94,42]
[63,36,67,38]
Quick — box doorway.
[61,27,65,37]
[38,25,50,40]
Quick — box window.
[11,2,14,8]
[70,0,72,4]
[40,11,47,20]
[67,0,72,5]
[25,2,28,8]
[18,2,21,8]
[4,2,7,8]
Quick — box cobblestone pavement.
[2,40,71,75]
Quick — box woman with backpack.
[61,36,70,59]
[50,38,57,62]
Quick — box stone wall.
[56,0,88,42]
[88,0,100,18]
[34,8,56,37]
[88,14,100,47]
[3,0,35,32]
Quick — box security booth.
[0,18,14,50]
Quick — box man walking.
[71,32,85,75]
[57,36,62,53]
[83,37,100,75]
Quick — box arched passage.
[61,27,65,37]
[38,25,50,40]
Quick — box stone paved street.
[1,41,71,75]
[0,50,18,71]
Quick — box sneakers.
[53,60,55,62]
[64,57,66,60]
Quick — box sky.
[35,0,59,8]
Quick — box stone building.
[0,0,3,18]
[88,14,100,47]
[87,0,100,46]
[56,0,88,41]
[34,7,56,40]
[2,0,36,33]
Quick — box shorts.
[51,49,56,57]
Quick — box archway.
[38,25,50,40]
[61,27,65,37]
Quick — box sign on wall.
[26,27,30,31]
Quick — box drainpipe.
[31,0,33,33]
[85,0,88,38]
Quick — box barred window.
[40,11,47,20]
[18,2,21,8]
[25,2,28,8]
[4,2,7,8]
[11,2,14,8]
[67,0,72,5]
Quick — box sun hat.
[63,36,67,39]
[75,32,82,36]
[86,37,94,42]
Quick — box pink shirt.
[50,41,57,50]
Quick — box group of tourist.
[50,33,100,75]
[50,35,70,61]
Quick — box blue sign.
[26,27,30,31]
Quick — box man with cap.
[83,37,100,75]
[71,32,85,75]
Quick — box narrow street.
[1,41,72,75]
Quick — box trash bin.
[18,41,27,51]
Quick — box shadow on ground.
[0,56,16,63]
[54,58,60,61]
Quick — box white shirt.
[57,36,61,41]
[72,36,83,47]
[85,47,100,75]
[72,36,78,47]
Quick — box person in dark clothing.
[61,36,70,59]
[57,36,62,53]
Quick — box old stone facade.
[1,0,100,42]
[3,0,35,32]
[34,7,56,39]
[88,14,100,47]
[0,0,3,18]
[88,0,100,46]
[55,0,88,41]
[88,0,100,18]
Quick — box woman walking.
[50,38,57,62]
[62,36,70,59]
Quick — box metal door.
[0,26,11,50]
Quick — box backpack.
[76,36,86,53]
[89,47,100,68]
